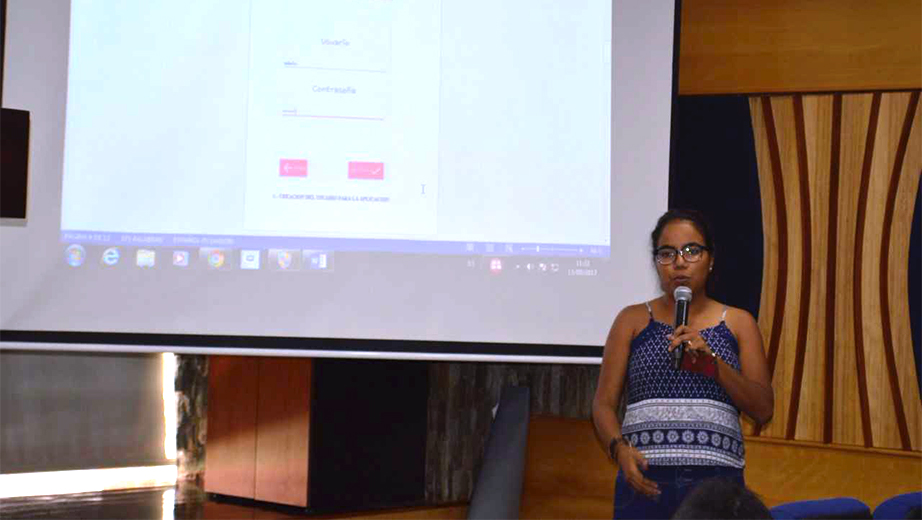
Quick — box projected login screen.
[0,0,673,349]
[62,0,611,260]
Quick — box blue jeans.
[613,465,745,519]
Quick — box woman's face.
[654,220,713,298]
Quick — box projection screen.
[1,0,677,361]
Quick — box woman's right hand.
[615,444,661,498]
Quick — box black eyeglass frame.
[652,242,711,265]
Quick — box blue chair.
[873,492,922,519]
[771,497,871,519]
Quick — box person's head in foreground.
[671,477,772,519]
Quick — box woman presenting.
[592,209,774,519]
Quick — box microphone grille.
[674,286,693,302]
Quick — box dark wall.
[670,95,764,317]
[309,358,429,512]
[1,0,6,104]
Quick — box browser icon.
[198,248,231,270]
[101,247,120,266]
[269,249,301,271]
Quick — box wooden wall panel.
[254,358,312,507]
[521,416,922,519]
[775,96,808,442]
[831,94,873,447]
[864,96,902,450]
[679,0,922,94]
[892,96,922,449]
[745,438,922,509]
[794,94,830,443]
[426,363,599,503]
[520,416,613,520]
[747,97,776,437]
[203,356,259,498]
[749,91,922,451]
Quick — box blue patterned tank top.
[620,302,745,468]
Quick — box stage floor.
[0,484,468,520]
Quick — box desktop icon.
[240,250,261,270]
[269,249,301,271]
[136,249,156,268]
[208,250,226,269]
[198,248,231,270]
[172,250,190,267]
[65,245,86,267]
[304,250,333,271]
[277,250,293,270]
[489,258,503,274]
[101,247,120,266]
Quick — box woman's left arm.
[714,310,774,425]
[671,310,774,425]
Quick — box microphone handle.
[673,299,689,370]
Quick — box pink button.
[279,159,308,177]
[348,161,384,180]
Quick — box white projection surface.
[0,0,675,359]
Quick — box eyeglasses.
[653,243,710,265]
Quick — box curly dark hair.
[672,477,772,519]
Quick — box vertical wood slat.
[763,96,811,441]
[746,96,775,437]
[795,95,831,442]
[862,94,904,449]
[786,95,813,440]
[754,96,790,438]
[889,96,922,451]
[831,94,873,447]
[878,91,920,451]
[823,95,843,444]
[852,92,882,448]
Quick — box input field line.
[281,113,385,121]
[284,65,387,74]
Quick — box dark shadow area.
[671,95,765,318]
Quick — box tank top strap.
[721,306,729,322]
[644,301,654,319]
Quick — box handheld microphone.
[672,286,692,370]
